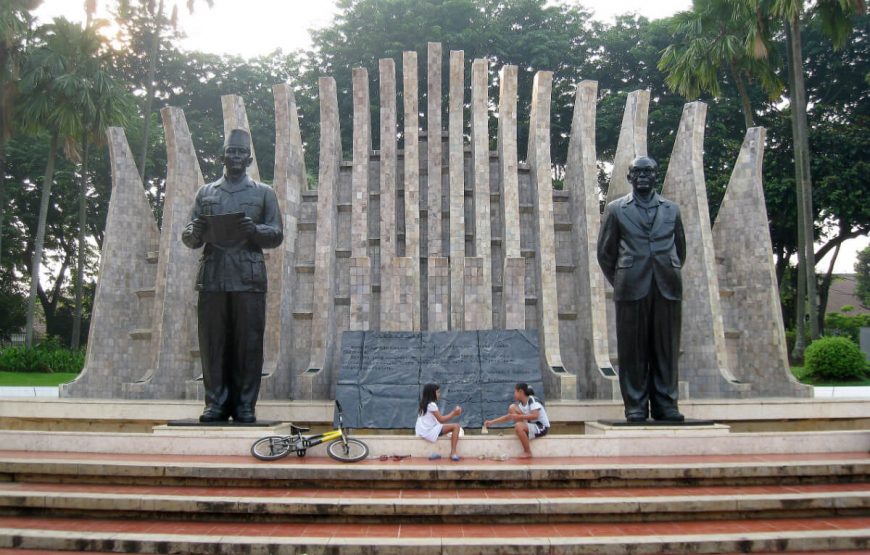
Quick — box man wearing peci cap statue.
[182,129,283,423]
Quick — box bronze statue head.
[222,128,253,179]
[628,156,658,197]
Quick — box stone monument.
[62,43,811,402]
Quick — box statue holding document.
[182,129,283,423]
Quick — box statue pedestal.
[587,420,728,437]
[154,421,289,438]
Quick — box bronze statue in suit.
[597,156,686,422]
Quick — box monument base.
[586,420,729,437]
[166,419,282,427]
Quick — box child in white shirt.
[484,382,549,458]
[415,383,463,461]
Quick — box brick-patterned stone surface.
[123,107,202,399]
[712,127,811,397]
[526,71,564,375]
[427,257,450,331]
[661,102,749,399]
[403,51,422,331]
[469,58,493,329]
[307,78,341,378]
[606,90,649,204]
[448,50,465,330]
[427,43,443,258]
[266,84,306,399]
[566,80,616,399]
[379,59,399,330]
[350,69,372,332]
[61,128,160,398]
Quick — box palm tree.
[70,14,132,349]
[0,0,40,274]
[752,0,865,358]
[17,17,112,347]
[658,0,782,129]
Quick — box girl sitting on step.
[415,383,463,461]
[484,383,550,459]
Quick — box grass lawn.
[790,366,870,387]
[0,372,79,387]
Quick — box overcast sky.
[30,0,867,272]
[34,0,693,57]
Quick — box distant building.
[825,274,870,316]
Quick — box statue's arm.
[250,186,284,249]
[597,204,618,286]
[182,189,205,249]
[675,208,686,265]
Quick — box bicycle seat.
[290,424,310,434]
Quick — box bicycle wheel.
[250,436,292,461]
[326,438,369,463]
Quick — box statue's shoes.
[199,409,229,423]
[233,412,257,424]
[626,415,648,423]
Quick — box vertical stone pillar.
[378,58,409,331]
[566,80,617,398]
[527,71,568,390]
[61,128,160,398]
[661,101,747,398]
[427,42,449,331]
[403,51,422,331]
[220,95,281,390]
[307,77,341,375]
[606,90,649,203]
[350,68,372,331]
[497,64,525,330]
[427,42,443,258]
[268,83,306,400]
[221,95,261,182]
[448,50,465,330]
[712,128,811,397]
[123,106,202,399]
[465,58,493,330]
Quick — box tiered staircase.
[0,450,867,554]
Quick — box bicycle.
[250,400,369,463]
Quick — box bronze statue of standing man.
[597,156,686,423]
[182,129,283,423]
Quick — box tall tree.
[17,17,109,346]
[0,0,40,276]
[658,0,782,129]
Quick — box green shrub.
[804,336,868,381]
[824,312,870,343]
[0,342,85,374]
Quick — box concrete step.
[0,482,867,524]
[1,451,868,489]
[0,515,867,554]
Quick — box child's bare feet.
[518,452,533,459]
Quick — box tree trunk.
[0,138,6,273]
[25,130,59,347]
[729,62,755,129]
[137,0,163,186]
[817,240,842,335]
[787,14,820,341]
[71,139,91,349]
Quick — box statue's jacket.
[182,175,283,292]
[597,192,686,302]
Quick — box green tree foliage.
[804,335,868,381]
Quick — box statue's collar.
[218,174,253,193]
[628,191,661,208]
